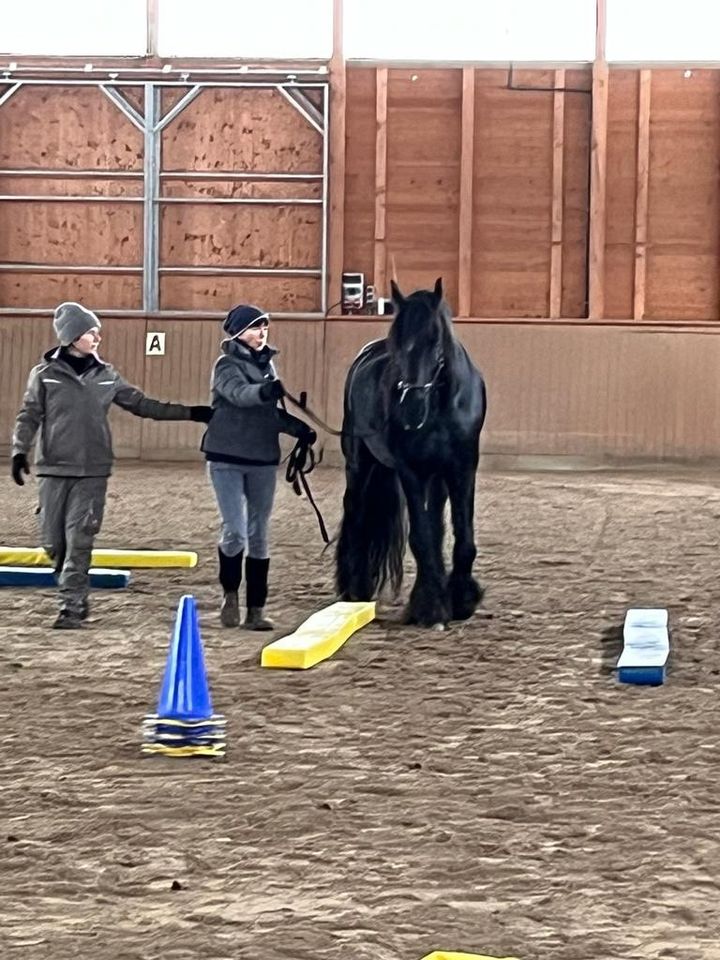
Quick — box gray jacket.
[13,348,194,477]
[201,340,308,465]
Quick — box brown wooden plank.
[374,68,388,297]
[633,70,651,321]
[343,68,376,286]
[327,0,346,315]
[458,67,475,318]
[589,0,608,320]
[550,69,566,319]
[471,70,554,317]
[588,60,609,320]
[386,69,462,306]
[644,70,720,321]
[561,68,591,318]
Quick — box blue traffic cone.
[156,595,214,722]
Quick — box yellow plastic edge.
[0,547,198,568]
[261,601,375,669]
[420,953,520,960]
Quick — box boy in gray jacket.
[11,301,213,630]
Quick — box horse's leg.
[446,459,483,620]
[400,470,450,627]
[336,448,374,600]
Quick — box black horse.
[335,278,487,628]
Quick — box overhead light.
[239,65,249,73]
[180,71,190,82]
[162,63,172,73]
[84,63,93,72]
[108,72,119,81]
[8,62,17,71]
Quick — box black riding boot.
[243,556,274,631]
[218,548,243,627]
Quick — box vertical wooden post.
[633,70,652,321]
[588,0,608,320]
[550,69,566,319]
[327,0,346,316]
[458,67,475,318]
[374,68,389,297]
[146,0,159,59]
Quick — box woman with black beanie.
[201,303,316,630]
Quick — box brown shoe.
[243,606,274,631]
[53,610,83,630]
[220,591,240,628]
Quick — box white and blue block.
[616,608,669,685]
[0,566,131,589]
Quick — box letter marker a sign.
[146,332,166,356]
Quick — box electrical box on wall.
[341,272,365,314]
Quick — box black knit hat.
[223,304,269,338]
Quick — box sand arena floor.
[2,461,720,960]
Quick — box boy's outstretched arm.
[113,374,212,422]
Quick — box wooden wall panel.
[4,315,720,463]
[458,323,720,459]
[159,276,319,313]
[0,86,143,169]
[471,70,554,317]
[161,88,322,173]
[385,69,462,308]
[343,69,376,288]
[0,274,141,310]
[604,71,638,319]
[160,204,321,269]
[645,70,720,321]
[0,201,142,266]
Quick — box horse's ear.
[390,279,405,306]
[433,277,443,304]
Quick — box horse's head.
[388,277,451,431]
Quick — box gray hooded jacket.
[201,340,308,465]
[13,348,194,477]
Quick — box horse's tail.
[335,448,406,601]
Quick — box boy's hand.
[190,406,214,423]
[11,453,30,486]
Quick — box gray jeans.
[208,462,277,559]
[37,476,108,614]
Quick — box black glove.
[190,405,214,424]
[259,379,285,402]
[300,425,317,446]
[11,453,30,486]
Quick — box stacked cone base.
[141,713,227,759]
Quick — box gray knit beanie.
[53,302,101,346]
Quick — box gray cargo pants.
[37,476,108,614]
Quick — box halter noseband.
[396,359,445,429]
